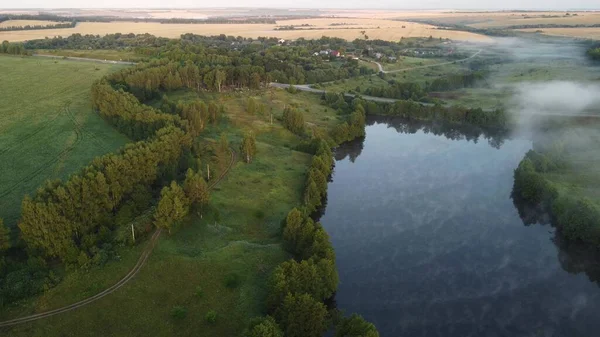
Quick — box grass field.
[0,18,491,42]
[0,55,129,227]
[2,88,342,337]
[520,27,600,39]
[34,49,143,62]
[320,60,467,93]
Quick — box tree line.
[513,148,600,247]
[323,92,509,129]
[0,21,75,32]
[359,71,487,101]
[19,126,192,263]
[250,137,379,337]
[0,13,276,24]
[22,33,374,86]
[0,41,29,55]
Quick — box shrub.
[225,272,241,289]
[205,310,218,324]
[171,306,187,320]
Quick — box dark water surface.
[320,118,600,337]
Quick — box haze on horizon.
[2,0,599,10]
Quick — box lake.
[320,117,600,337]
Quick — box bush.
[205,310,218,324]
[225,272,241,289]
[171,306,187,320]
[195,286,204,298]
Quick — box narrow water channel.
[320,117,600,337]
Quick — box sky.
[2,0,599,10]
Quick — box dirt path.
[0,149,236,328]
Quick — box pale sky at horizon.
[1,1,599,10]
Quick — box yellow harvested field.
[0,20,65,28]
[469,13,600,28]
[0,18,491,42]
[519,27,600,39]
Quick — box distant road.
[33,54,137,65]
[367,49,483,74]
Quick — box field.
[519,27,600,39]
[1,88,343,337]
[468,13,600,28]
[0,56,129,227]
[0,18,491,42]
[34,49,143,62]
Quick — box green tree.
[240,132,257,163]
[154,181,190,234]
[282,106,305,135]
[268,258,338,310]
[215,69,227,92]
[246,316,283,337]
[282,208,313,256]
[304,178,322,212]
[0,218,10,252]
[336,314,379,337]
[276,293,328,337]
[183,169,210,213]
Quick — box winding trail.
[0,149,236,328]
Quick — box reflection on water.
[512,193,600,287]
[321,117,600,337]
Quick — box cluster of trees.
[0,21,75,32]
[0,41,28,55]
[254,136,378,337]
[18,126,192,263]
[350,96,508,129]
[22,33,374,86]
[24,33,171,51]
[0,13,276,25]
[154,169,210,234]
[282,106,305,135]
[91,80,184,140]
[588,47,600,61]
[330,104,367,145]
[361,71,486,101]
[513,149,600,247]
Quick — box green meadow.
[0,55,129,227]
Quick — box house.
[313,52,320,56]
[319,50,330,55]
[374,52,383,59]
[330,50,341,57]
[388,56,397,61]
[278,39,286,45]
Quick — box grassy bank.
[0,55,129,227]
[2,88,343,336]
[513,124,600,245]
